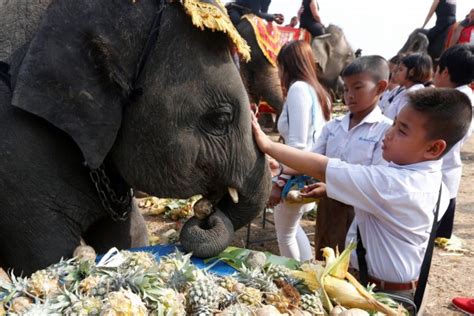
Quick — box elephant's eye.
[200,104,234,136]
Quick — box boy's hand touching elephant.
[300,182,327,199]
[251,113,272,153]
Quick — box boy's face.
[382,105,445,164]
[396,63,409,86]
[433,65,451,88]
[343,73,387,114]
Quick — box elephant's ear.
[11,7,132,169]
[312,37,331,74]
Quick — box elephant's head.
[398,28,430,57]
[10,0,271,258]
[236,17,284,114]
[311,24,354,97]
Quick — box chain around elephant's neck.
[89,166,132,222]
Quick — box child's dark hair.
[408,88,472,154]
[341,55,389,82]
[389,55,401,64]
[437,44,474,86]
[401,53,432,84]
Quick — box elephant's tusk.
[228,187,239,204]
[193,198,214,220]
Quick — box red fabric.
[276,26,312,47]
[458,25,474,44]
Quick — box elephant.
[0,0,52,62]
[311,24,355,99]
[0,0,271,275]
[235,17,284,120]
[398,28,448,61]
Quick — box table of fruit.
[0,240,407,315]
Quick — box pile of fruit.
[0,244,407,315]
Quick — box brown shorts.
[314,197,354,260]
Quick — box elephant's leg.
[82,207,148,253]
[253,65,283,114]
[0,214,82,276]
[239,63,257,104]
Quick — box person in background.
[311,56,393,259]
[269,40,331,261]
[383,53,433,120]
[298,0,325,37]
[379,55,403,113]
[448,8,474,46]
[285,16,299,28]
[433,44,474,239]
[227,0,284,26]
[422,0,457,46]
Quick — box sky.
[223,0,472,59]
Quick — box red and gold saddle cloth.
[277,26,312,46]
[242,14,281,67]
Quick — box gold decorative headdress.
[179,0,251,61]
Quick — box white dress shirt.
[326,159,449,283]
[441,85,474,198]
[278,81,327,150]
[313,106,392,165]
[383,84,425,120]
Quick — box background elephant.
[236,18,284,114]
[311,24,355,99]
[398,28,446,60]
[0,0,270,275]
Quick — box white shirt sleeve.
[285,82,313,149]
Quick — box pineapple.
[78,275,101,295]
[217,276,239,292]
[10,296,33,314]
[237,267,278,293]
[69,296,102,315]
[156,251,202,292]
[300,293,324,315]
[27,269,60,298]
[237,286,262,307]
[101,289,147,316]
[265,264,291,281]
[264,291,291,313]
[187,277,220,313]
[146,287,186,315]
[120,251,157,272]
[21,299,63,316]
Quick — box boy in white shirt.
[312,56,393,259]
[252,88,471,302]
[378,55,403,113]
[433,44,474,239]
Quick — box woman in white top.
[383,53,433,120]
[270,40,331,261]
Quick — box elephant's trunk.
[179,152,271,258]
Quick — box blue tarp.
[98,244,237,276]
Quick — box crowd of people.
[231,1,474,313]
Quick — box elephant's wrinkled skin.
[0,0,271,275]
[0,0,52,62]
